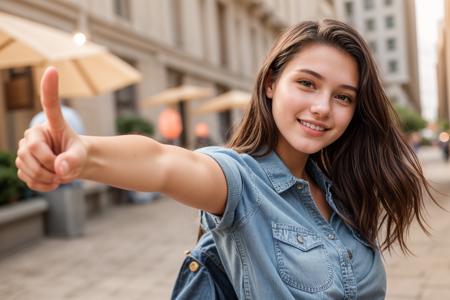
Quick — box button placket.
[347,249,353,260]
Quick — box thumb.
[41,66,66,131]
[54,151,80,179]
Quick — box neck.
[275,138,309,179]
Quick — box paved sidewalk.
[385,146,450,299]
[0,198,199,300]
[0,146,448,299]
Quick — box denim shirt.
[196,147,386,300]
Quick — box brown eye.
[298,80,314,89]
[335,94,352,104]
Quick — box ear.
[265,79,274,99]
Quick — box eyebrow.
[297,68,358,93]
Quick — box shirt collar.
[257,151,330,191]
[257,151,298,194]
[258,151,343,215]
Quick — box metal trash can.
[44,184,85,238]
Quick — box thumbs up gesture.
[16,67,87,191]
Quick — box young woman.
[16,19,435,299]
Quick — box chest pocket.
[272,223,333,293]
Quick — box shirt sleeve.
[196,146,244,231]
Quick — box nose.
[310,93,331,118]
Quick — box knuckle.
[33,168,43,178]
[29,168,40,179]
[27,181,36,190]
[18,138,25,148]
[15,157,21,168]
[17,148,25,159]
[17,170,24,181]
[28,141,40,152]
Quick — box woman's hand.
[15,67,87,192]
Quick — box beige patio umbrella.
[139,85,214,108]
[0,12,141,98]
[194,90,251,115]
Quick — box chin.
[292,142,324,155]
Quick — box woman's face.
[267,43,359,156]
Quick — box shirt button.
[297,235,304,244]
[296,184,303,190]
[189,261,200,272]
[327,234,336,240]
[347,249,353,260]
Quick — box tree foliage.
[116,115,155,136]
[394,105,427,133]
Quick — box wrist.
[79,135,95,180]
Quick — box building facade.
[437,1,450,124]
[335,0,421,113]
[0,0,336,151]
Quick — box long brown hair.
[228,19,437,254]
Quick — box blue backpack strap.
[171,231,238,300]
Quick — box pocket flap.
[272,223,322,251]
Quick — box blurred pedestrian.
[439,132,450,162]
[442,140,449,162]
[16,20,438,300]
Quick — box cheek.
[334,108,356,133]
[272,88,304,116]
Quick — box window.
[386,38,396,50]
[385,15,395,28]
[217,2,228,67]
[365,19,375,31]
[250,27,258,72]
[388,60,398,73]
[216,84,232,142]
[115,58,137,116]
[364,0,374,9]
[199,0,208,59]
[345,1,354,16]
[235,17,243,71]
[113,0,130,20]
[368,41,377,53]
[4,67,34,110]
[114,85,136,116]
[172,0,183,47]
[166,69,188,146]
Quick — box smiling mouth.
[298,120,329,132]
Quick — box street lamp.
[73,1,89,46]
[73,32,86,46]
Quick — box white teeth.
[300,120,325,131]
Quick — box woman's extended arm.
[81,135,226,214]
[15,67,227,215]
